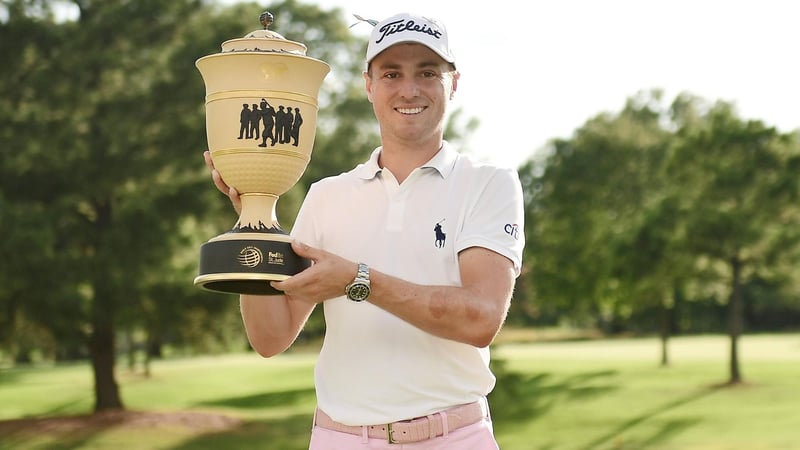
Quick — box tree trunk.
[659,332,669,367]
[144,332,162,378]
[88,320,124,411]
[658,302,672,367]
[125,329,136,372]
[727,255,744,384]
[87,198,124,410]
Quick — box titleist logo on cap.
[374,18,442,44]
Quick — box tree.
[1,0,231,410]
[0,0,375,411]
[664,94,800,383]
[524,90,675,336]
[521,89,800,377]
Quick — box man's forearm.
[240,294,314,357]
[368,274,511,347]
[366,247,515,347]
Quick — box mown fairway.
[1,333,798,449]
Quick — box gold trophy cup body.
[194,13,330,295]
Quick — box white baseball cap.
[365,13,456,68]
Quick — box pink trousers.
[308,417,500,450]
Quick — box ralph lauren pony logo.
[434,219,446,248]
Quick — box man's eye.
[384,72,399,79]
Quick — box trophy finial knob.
[219,9,305,52]
[260,11,274,30]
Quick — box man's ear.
[450,71,460,100]
[364,71,374,103]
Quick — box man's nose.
[399,78,420,98]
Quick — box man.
[205,12,525,449]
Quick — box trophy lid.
[220,11,308,54]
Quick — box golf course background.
[1,332,798,449]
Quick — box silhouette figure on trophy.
[237,100,303,147]
[282,107,294,144]
[274,106,287,144]
[237,104,251,139]
[258,98,276,147]
[291,107,303,146]
[248,103,260,140]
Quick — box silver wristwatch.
[345,262,371,302]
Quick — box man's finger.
[291,240,313,258]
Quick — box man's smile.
[396,106,426,115]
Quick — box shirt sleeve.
[455,166,525,276]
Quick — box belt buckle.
[386,422,397,444]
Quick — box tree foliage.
[523,89,800,381]
[524,91,676,329]
[0,0,375,410]
[662,94,800,382]
[3,0,800,412]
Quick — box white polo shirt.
[291,142,525,425]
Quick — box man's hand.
[204,150,242,214]
[270,241,358,305]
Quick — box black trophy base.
[194,235,311,295]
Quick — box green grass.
[490,334,800,449]
[1,334,798,449]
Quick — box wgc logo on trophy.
[194,12,330,295]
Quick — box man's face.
[364,43,459,145]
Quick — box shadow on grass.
[0,387,318,450]
[0,410,315,450]
[193,387,316,410]
[575,385,721,450]
[489,358,726,450]
[42,398,90,416]
[0,368,25,385]
[168,413,314,450]
[0,411,169,450]
[169,387,318,449]
[489,359,620,431]
[0,422,91,450]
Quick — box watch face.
[348,283,370,301]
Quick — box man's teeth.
[397,107,424,114]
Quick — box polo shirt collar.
[354,141,458,180]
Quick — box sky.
[48,0,797,169]
[299,0,799,168]
[42,0,800,167]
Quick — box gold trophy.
[194,12,330,295]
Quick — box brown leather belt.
[314,401,487,444]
